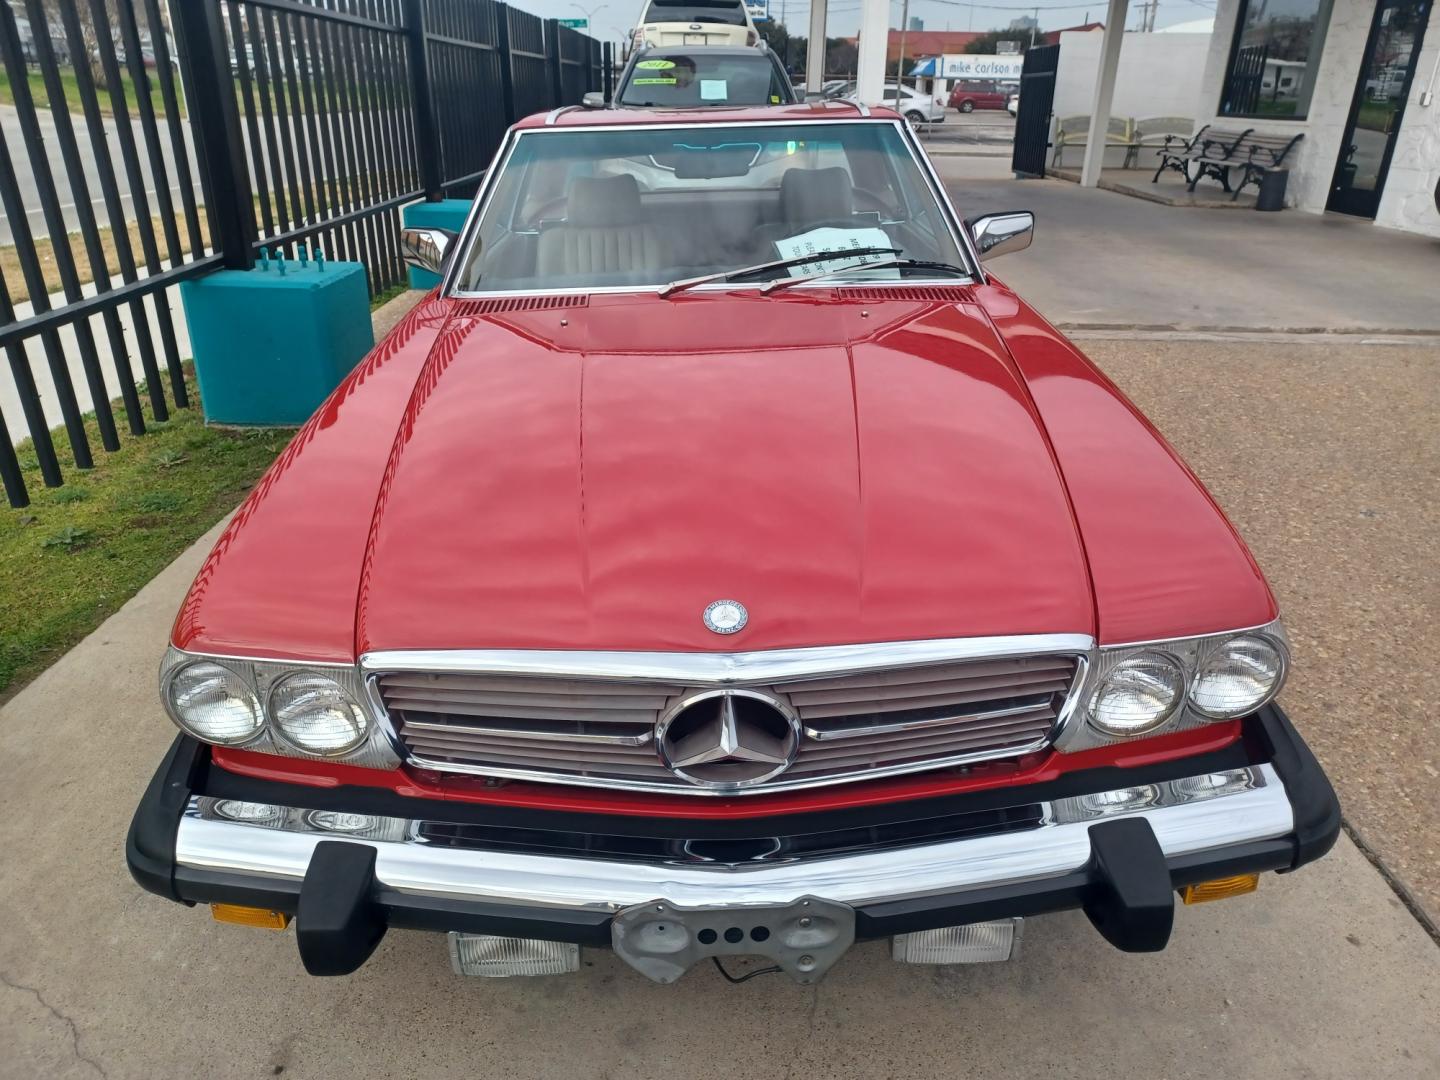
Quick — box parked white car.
[1007,92,1019,117]
[632,0,758,49]
[833,82,946,126]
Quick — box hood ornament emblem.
[702,599,748,635]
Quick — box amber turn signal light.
[1180,874,1260,905]
[210,903,292,929]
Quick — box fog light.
[1181,874,1260,905]
[211,903,291,929]
[447,933,580,977]
[892,919,1022,964]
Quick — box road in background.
[0,103,196,246]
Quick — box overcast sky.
[522,0,1217,55]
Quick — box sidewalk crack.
[0,968,107,1078]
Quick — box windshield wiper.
[658,247,901,298]
[758,258,970,295]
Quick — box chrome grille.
[376,650,1081,794]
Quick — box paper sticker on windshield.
[772,227,897,279]
[633,76,677,85]
[636,59,676,69]
[700,79,728,101]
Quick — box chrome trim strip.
[396,734,1057,795]
[397,717,654,747]
[360,634,1094,685]
[802,699,1053,742]
[175,764,1292,913]
[544,105,583,125]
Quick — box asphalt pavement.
[0,104,197,247]
[935,156,1440,333]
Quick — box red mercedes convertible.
[129,101,1338,984]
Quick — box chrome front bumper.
[129,706,1341,977]
[175,764,1292,914]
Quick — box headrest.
[566,174,644,227]
[780,167,854,224]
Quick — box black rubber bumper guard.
[128,704,1341,976]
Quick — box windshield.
[642,0,748,25]
[619,54,792,107]
[455,122,969,294]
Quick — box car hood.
[356,291,1094,653]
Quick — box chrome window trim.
[361,634,1092,796]
[441,117,981,299]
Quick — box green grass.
[0,372,293,701]
[1355,100,1394,133]
[0,65,179,120]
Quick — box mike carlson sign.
[937,54,1024,80]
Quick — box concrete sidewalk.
[0,479,1436,1079]
[934,157,1440,334]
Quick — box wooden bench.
[1127,117,1195,170]
[1052,115,1136,169]
[1154,126,1304,200]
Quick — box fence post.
[170,0,255,270]
[496,4,518,124]
[545,19,564,107]
[603,41,614,101]
[402,0,443,201]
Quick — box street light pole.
[894,0,909,113]
[571,2,607,32]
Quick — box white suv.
[633,0,758,49]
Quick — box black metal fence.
[0,0,607,508]
[1011,44,1060,179]
[1222,44,1269,117]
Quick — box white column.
[806,0,828,93]
[1080,0,1129,187]
[854,0,888,105]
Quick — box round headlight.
[1190,635,1285,719]
[269,672,369,755]
[166,661,263,745]
[1088,652,1185,737]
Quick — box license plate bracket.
[611,895,855,984]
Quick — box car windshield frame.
[442,117,981,299]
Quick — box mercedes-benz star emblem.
[657,689,801,789]
[703,599,748,635]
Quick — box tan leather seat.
[536,175,666,279]
[754,167,857,251]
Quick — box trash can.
[1256,168,1289,212]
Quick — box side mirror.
[582,91,606,108]
[964,211,1034,262]
[400,227,458,276]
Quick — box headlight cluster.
[160,648,398,768]
[1058,621,1289,752]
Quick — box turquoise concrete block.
[402,198,472,289]
[180,258,374,426]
